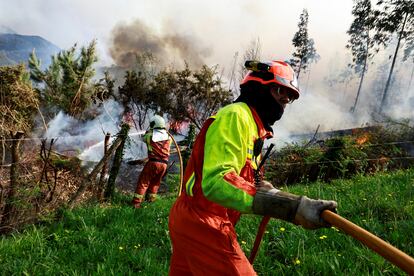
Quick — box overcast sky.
[0,0,353,73]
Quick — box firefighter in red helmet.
[168,60,337,275]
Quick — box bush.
[266,124,414,186]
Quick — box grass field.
[1,169,413,275]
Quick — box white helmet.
[149,115,166,129]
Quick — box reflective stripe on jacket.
[182,102,272,223]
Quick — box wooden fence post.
[0,131,24,234]
[1,136,5,165]
[104,124,129,200]
[68,124,129,208]
[96,132,110,202]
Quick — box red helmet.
[240,60,300,100]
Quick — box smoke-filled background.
[1,0,413,148]
[109,19,212,68]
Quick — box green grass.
[1,169,413,275]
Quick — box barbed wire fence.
[0,124,132,234]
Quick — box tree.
[118,70,151,130]
[374,0,414,111]
[0,65,39,138]
[93,71,115,105]
[115,52,160,130]
[227,51,239,95]
[150,64,233,130]
[291,9,320,79]
[403,30,414,92]
[238,38,262,85]
[347,0,377,112]
[29,40,98,119]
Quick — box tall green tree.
[29,40,98,118]
[291,9,320,79]
[347,0,377,112]
[374,0,414,111]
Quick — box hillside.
[0,33,60,67]
[0,169,413,275]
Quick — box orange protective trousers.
[168,195,256,275]
[135,161,167,196]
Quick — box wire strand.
[271,156,414,167]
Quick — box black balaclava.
[234,82,284,132]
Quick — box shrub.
[266,124,414,186]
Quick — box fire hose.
[166,131,183,197]
[249,211,414,274]
[249,148,414,275]
[322,210,414,274]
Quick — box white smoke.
[44,99,123,141]
[78,131,147,163]
[269,85,375,148]
[43,99,148,162]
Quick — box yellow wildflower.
[279,227,285,232]
[119,246,124,250]
[294,259,300,265]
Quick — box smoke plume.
[42,99,146,162]
[109,19,211,68]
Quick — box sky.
[1,0,413,147]
[0,0,353,75]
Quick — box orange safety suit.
[169,102,272,275]
[133,129,171,204]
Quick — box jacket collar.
[248,106,273,139]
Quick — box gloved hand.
[294,196,337,229]
[252,187,337,229]
[257,180,279,194]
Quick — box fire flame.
[356,133,370,145]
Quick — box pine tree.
[29,40,98,119]
[347,0,377,112]
[374,0,414,111]
[291,9,320,79]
